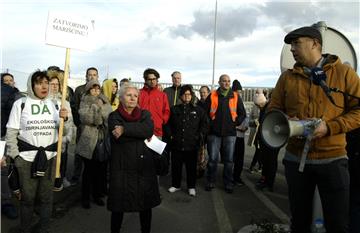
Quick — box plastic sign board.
[45,11,95,51]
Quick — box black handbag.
[94,137,111,162]
[93,126,111,162]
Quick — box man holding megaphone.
[268,26,360,233]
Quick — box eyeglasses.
[146,78,158,82]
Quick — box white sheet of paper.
[0,141,6,160]
[144,135,167,155]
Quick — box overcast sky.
[0,0,359,91]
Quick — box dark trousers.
[261,145,280,188]
[1,165,12,204]
[349,154,360,233]
[171,150,197,189]
[283,159,349,233]
[72,127,83,181]
[81,157,105,201]
[233,137,245,182]
[101,160,109,195]
[16,157,55,233]
[111,209,152,233]
[60,144,68,180]
[250,140,262,170]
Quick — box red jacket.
[139,85,170,137]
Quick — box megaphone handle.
[298,134,313,172]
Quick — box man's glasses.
[146,78,158,82]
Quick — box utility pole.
[211,0,218,90]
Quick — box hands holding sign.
[59,107,68,121]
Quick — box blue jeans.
[206,135,236,187]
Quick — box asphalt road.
[2,140,291,233]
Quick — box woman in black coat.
[107,83,160,233]
[167,85,208,197]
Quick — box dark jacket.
[346,127,360,157]
[107,110,161,212]
[197,99,207,111]
[205,89,246,136]
[1,83,17,137]
[67,86,75,109]
[163,85,182,107]
[169,104,208,151]
[72,84,86,127]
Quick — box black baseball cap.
[284,26,322,45]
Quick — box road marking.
[212,189,233,233]
[242,175,290,224]
[265,191,288,200]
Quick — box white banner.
[45,11,95,51]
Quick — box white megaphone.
[261,110,315,148]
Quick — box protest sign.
[45,11,95,51]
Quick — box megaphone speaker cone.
[261,110,290,148]
[261,110,308,148]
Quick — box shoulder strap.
[51,99,59,110]
[20,97,27,112]
[21,97,60,113]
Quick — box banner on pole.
[45,11,95,51]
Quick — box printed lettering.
[42,105,51,114]
[31,104,40,114]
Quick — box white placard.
[144,135,167,155]
[45,11,95,51]
[0,141,6,160]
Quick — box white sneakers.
[168,187,196,197]
[188,188,196,197]
[168,187,180,193]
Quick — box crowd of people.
[1,25,360,233]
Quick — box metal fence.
[1,68,271,103]
[131,81,271,102]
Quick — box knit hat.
[254,93,267,107]
[232,79,242,91]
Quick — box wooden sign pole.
[55,48,70,178]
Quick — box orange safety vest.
[209,91,238,122]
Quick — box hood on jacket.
[102,79,117,102]
[83,79,109,105]
[85,79,101,93]
[26,70,50,100]
[254,93,267,107]
[232,79,242,91]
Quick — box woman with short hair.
[167,84,208,196]
[107,83,162,233]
